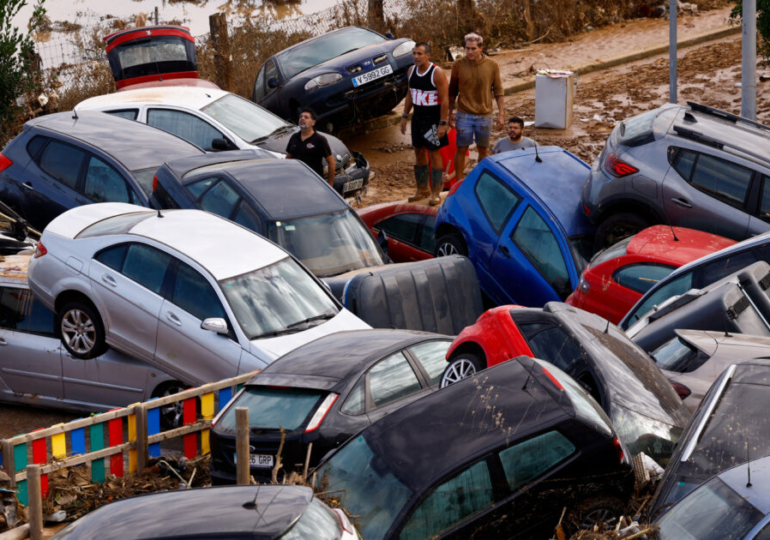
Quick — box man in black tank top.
[400,42,449,206]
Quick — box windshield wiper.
[286,310,337,329]
[251,125,294,144]
[250,327,305,340]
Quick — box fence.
[0,371,258,508]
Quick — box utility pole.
[742,0,757,120]
[669,0,677,103]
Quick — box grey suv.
[582,101,770,247]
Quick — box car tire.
[435,233,468,258]
[152,381,191,430]
[573,495,626,531]
[594,213,650,250]
[57,300,107,359]
[440,353,485,388]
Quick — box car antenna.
[533,142,542,163]
[604,316,611,334]
[747,437,753,488]
[157,208,163,219]
[72,109,79,120]
[521,356,539,392]
[662,212,679,241]
[721,312,731,337]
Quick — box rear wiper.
[286,311,336,329]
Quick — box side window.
[689,153,754,209]
[760,176,770,223]
[253,65,267,101]
[368,352,422,408]
[187,177,218,199]
[146,109,224,151]
[26,136,48,160]
[0,287,55,336]
[171,262,226,321]
[409,341,451,386]
[377,214,421,244]
[419,215,436,253]
[264,60,279,97]
[498,431,576,490]
[519,324,583,373]
[624,271,694,327]
[95,244,128,272]
[614,264,675,294]
[671,148,697,180]
[105,109,139,121]
[701,251,759,284]
[233,202,263,233]
[199,179,241,219]
[122,244,172,295]
[340,378,365,415]
[400,460,493,540]
[83,156,133,203]
[511,206,570,297]
[38,140,87,190]
[474,170,521,234]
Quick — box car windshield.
[201,93,291,144]
[219,257,339,340]
[590,235,634,266]
[569,235,594,275]
[130,167,160,196]
[612,406,681,467]
[281,498,342,540]
[267,210,385,277]
[279,27,386,79]
[216,387,328,433]
[316,434,413,540]
[656,477,763,540]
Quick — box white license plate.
[249,454,274,468]
[352,64,393,87]
[343,178,364,193]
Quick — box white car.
[28,203,369,385]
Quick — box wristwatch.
[439,120,448,126]
[401,113,409,119]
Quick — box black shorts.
[411,115,448,151]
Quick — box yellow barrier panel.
[51,429,66,460]
[128,403,139,473]
[201,393,215,454]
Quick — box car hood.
[255,127,351,165]
[248,308,371,360]
[290,39,410,81]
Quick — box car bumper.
[333,150,371,198]
[311,69,409,123]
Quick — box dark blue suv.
[434,147,595,307]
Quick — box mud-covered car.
[0,199,36,255]
[253,26,414,127]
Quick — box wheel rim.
[437,242,458,257]
[581,508,616,530]
[160,385,186,428]
[61,309,96,354]
[441,359,477,387]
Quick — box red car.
[565,225,735,324]
[357,202,438,263]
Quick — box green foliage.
[729,0,770,62]
[0,0,46,140]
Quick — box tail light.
[612,436,625,464]
[0,153,12,173]
[152,174,158,192]
[583,204,592,216]
[34,241,47,258]
[305,393,338,433]
[604,152,639,178]
[447,180,463,197]
[577,276,591,295]
[540,366,564,390]
[671,382,691,400]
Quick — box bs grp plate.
[352,64,393,87]
[249,454,274,468]
[343,178,364,193]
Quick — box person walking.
[286,108,335,186]
[448,33,505,182]
[400,42,449,205]
[492,116,536,154]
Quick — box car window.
[146,109,223,151]
[264,60,279,97]
[672,148,697,180]
[760,176,770,223]
[233,202,262,233]
[122,244,172,295]
[498,431,576,490]
[171,262,226,321]
[400,460,493,540]
[512,206,570,297]
[614,263,675,294]
[83,156,133,204]
[420,215,436,253]
[519,323,583,373]
[38,140,86,190]
[105,109,139,121]
[187,177,218,199]
[216,386,327,432]
[199,179,241,218]
[702,250,760,284]
[340,377,365,415]
[652,336,705,373]
[624,271,693,328]
[474,170,521,234]
[377,214,421,245]
[408,341,451,386]
[26,136,48,160]
[0,287,55,336]
[684,152,754,209]
[94,244,128,270]
[369,352,423,408]
[253,65,267,101]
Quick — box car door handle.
[166,312,182,326]
[499,245,511,258]
[670,197,692,209]
[101,274,117,287]
[22,182,35,191]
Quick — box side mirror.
[267,77,279,89]
[201,318,229,335]
[377,230,389,254]
[385,31,395,40]
[211,138,231,151]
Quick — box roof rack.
[687,101,770,134]
[673,125,770,167]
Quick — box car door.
[747,174,770,237]
[259,59,284,118]
[365,351,431,424]
[146,108,226,151]
[375,213,430,262]
[155,260,244,384]
[661,147,754,240]
[82,155,139,205]
[88,243,171,362]
[0,286,64,399]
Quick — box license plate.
[352,64,393,87]
[343,178,364,193]
[249,454,273,468]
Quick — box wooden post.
[367,0,385,33]
[302,443,313,481]
[135,404,148,472]
[27,466,43,540]
[235,407,249,486]
[1,440,15,488]
[209,13,233,92]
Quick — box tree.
[0,0,46,139]
[728,0,770,63]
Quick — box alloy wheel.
[61,309,96,355]
[441,359,477,387]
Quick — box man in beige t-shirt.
[448,33,505,182]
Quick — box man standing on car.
[448,33,505,182]
[400,42,449,206]
[493,116,536,154]
[286,108,335,186]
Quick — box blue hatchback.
[434,147,595,307]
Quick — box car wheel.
[440,353,485,388]
[57,300,107,359]
[435,233,467,258]
[153,381,191,430]
[574,496,626,531]
[594,213,650,250]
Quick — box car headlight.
[305,73,342,91]
[393,40,415,58]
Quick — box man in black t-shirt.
[286,108,335,186]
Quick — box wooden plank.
[201,393,215,455]
[236,408,249,486]
[14,443,135,480]
[142,373,256,410]
[108,416,123,478]
[27,466,42,540]
[147,404,160,459]
[135,404,147,472]
[51,432,66,460]
[90,423,105,484]
[183,398,197,459]
[13,442,27,471]
[2,440,15,488]
[6,408,134,447]
[147,421,210,445]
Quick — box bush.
[729,0,770,63]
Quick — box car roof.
[625,226,735,266]
[274,26,381,58]
[492,146,593,238]
[76,86,229,111]
[358,357,569,492]
[718,454,770,515]
[25,111,202,171]
[676,329,770,358]
[45,204,288,280]
[254,329,448,385]
[0,254,29,287]
[53,485,313,539]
